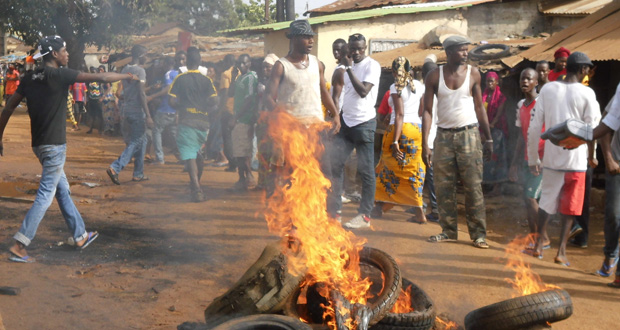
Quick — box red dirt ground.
[1,108,619,329]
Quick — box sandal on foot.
[8,253,35,263]
[597,257,619,277]
[554,257,570,267]
[407,216,427,224]
[428,233,456,243]
[473,238,489,249]
[77,231,99,250]
[608,278,620,288]
[106,168,120,185]
[132,176,149,182]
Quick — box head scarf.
[482,71,506,130]
[391,56,414,96]
[554,47,571,59]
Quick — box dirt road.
[0,109,618,329]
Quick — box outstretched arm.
[0,93,25,156]
[76,72,135,83]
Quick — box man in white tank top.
[264,20,340,195]
[421,35,493,248]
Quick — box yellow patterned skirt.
[375,123,426,207]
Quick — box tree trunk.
[276,0,285,22]
[285,0,295,21]
[52,2,86,70]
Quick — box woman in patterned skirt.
[373,57,427,223]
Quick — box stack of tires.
[203,246,437,330]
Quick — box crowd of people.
[1,19,620,289]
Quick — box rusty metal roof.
[539,0,612,16]
[503,0,620,66]
[307,0,488,15]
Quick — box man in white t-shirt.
[527,51,601,266]
[328,33,381,229]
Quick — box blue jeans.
[329,117,376,216]
[111,112,147,178]
[14,144,87,246]
[153,112,177,163]
[604,171,620,266]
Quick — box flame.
[262,109,371,328]
[390,284,414,314]
[504,235,559,297]
[435,316,459,329]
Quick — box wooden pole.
[265,0,270,23]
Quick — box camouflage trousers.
[433,125,487,240]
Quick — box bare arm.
[490,99,507,128]
[75,72,133,83]
[344,67,373,98]
[265,61,284,111]
[319,62,341,134]
[138,81,153,126]
[0,93,25,156]
[422,69,439,167]
[600,128,620,174]
[471,67,492,142]
[391,93,405,161]
[331,68,344,112]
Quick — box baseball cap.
[442,35,471,50]
[33,35,66,60]
[567,51,593,67]
[263,53,279,66]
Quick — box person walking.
[527,52,600,266]
[373,57,426,223]
[106,44,154,184]
[168,47,219,202]
[329,33,381,229]
[421,35,493,249]
[0,35,136,262]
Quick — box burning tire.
[371,278,436,330]
[210,314,313,330]
[284,246,402,327]
[464,289,573,330]
[204,240,306,328]
[468,44,511,61]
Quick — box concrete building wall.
[546,16,583,34]
[316,10,467,80]
[264,29,319,59]
[464,0,545,41]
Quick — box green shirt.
[233,71,258,125]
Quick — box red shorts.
[539,169,586,216]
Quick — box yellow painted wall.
[316,10,467,81]
[263,29,320,59]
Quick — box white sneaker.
[341,195,351,204]
[343,214,371,229]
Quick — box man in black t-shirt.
[168,47,218,202]
[0,36,136,262]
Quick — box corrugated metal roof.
[221,0,494,35]
[503,0,620,66]
[307,0,490,15]
[539,0,612,16]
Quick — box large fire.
[505,235,559,297]
[262,109,372,329]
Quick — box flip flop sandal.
[607,279,620,288]
[554,258,570,267]
[596,257,619,277]
[106,168,120,185]
[428,233,456,243]
[77,232,99,250]
[9,253,35,263]
[132,176,149,182]
[473,238,490,249]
